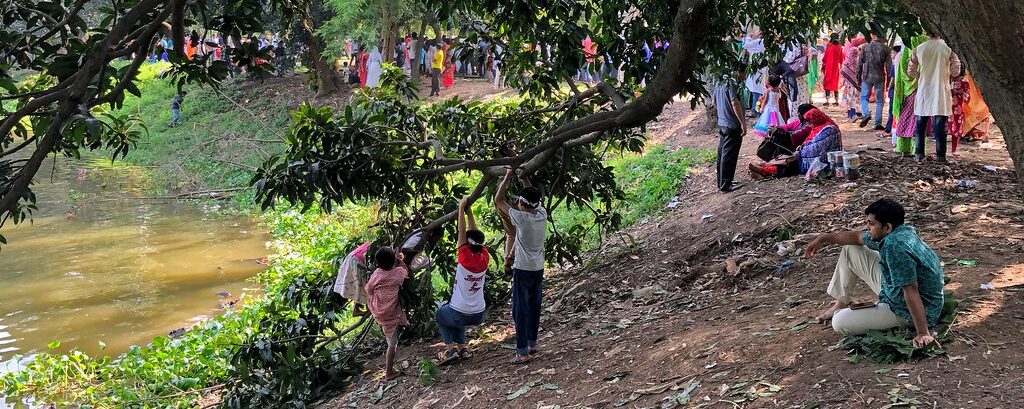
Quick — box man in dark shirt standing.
[712,62,748,193]
[858,31,891,130]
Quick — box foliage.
[0,0,312,246]
[417,357,439,384]
[318,0,419,55]
[111,62,291,201]
[1,301,262,408]
[552,145,714,249]
[841,287,959,364]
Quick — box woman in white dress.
[365,46,383,88]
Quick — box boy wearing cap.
[495,168,548,364]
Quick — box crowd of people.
[338,34,508,95]
[149,31,297,78]
[333,169,547,379]
[713,29,951,350]
[713,28,993,193]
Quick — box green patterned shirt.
[861,225,945,327]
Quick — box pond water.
[0,157,268,383]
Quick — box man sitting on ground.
[804,199,944,347]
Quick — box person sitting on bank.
[804,199,945,347]
[434,196,488,365]
[748,107,842,179]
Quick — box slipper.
[458,348,473,360]
[437,348,459,366]
[510,354,531,365]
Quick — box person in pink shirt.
[365,246,409,380]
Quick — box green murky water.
[0,157,268,376]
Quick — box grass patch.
[112,62,293,207]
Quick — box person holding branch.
[433,196,489,364]
[495,168,548,364]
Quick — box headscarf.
[891,35,929,119]
[840,43,862,85]
[804,108,838,140]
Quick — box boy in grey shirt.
[495,168,547,364]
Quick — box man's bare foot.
[817,301,847,322]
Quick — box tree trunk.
[302,19,341,97]
[898,1,1024,193]
[380,4,402,64]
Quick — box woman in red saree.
[820,35,844,105]
[358,48,369,87]
[442,43,455,88]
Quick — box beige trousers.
[827,245,909,336]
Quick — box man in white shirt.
[742,32,766,118]
[495,168,548,364]
[908,32,961,163]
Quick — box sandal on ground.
[458,348,473,360]
[510,354,531,365]
[437,348,459,366]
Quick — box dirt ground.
[318,90,1024,409]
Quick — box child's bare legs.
[384,333,400,380]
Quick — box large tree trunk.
[302,19,341,97]
[899,1,1024,192]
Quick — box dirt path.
[321,94,1024,409]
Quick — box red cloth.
[457,245,489,273]
[358,52,368,87]
[442,46,455,88]
[821,43,844,91]
[779,118,813,146]
[582,37,597,63]
[365,265,409,336]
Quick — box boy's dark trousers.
[431,68,441,95]
[511,268,543,356]
[717,126,743,191]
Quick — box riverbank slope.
[326,101,1024,408]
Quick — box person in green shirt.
[804,198,945,347]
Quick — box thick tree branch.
[25,0,89,50]
[408,0,710,233]
[0,0,168,214]
[0,89,71,149]
[170,0,187,57]
[94,7,174,106]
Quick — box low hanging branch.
[416,0,711,230]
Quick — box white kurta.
[913,40,955,117]
[743,38,767,94]
[365,49,383,88]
